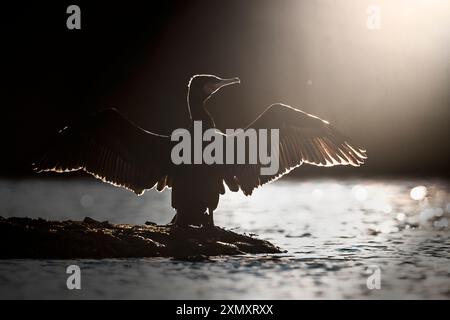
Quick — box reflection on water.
[0,178,449,299]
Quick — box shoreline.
[0,216,282,259]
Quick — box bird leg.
[205,208,214,228]
[170,208,214,229]
[169,213,178,225]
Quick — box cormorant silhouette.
[33,74,366,227]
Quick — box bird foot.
[169,212,214,230]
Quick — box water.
[0,178,449,299]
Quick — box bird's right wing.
[221,103,367,195]
[33,108,171,195]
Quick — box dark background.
[2,0,449,178]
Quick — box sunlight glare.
[352,185,368,202]
[311,189,324,200]
[410,186,427,201]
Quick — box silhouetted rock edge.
[0,216,282,259]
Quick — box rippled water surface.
[0,178,449,299]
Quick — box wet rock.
[0,216,281,259]
[83,216,99,224]
[286,232,312,238]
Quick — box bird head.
[187,74,240,106]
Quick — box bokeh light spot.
[312,189,323,200]
[410,186,427,201]
[352,185,368,202]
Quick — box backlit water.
[0,178,449,299]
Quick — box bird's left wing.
[221,103,367,195]
[33,108,171,195]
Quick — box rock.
[0,216,282,259]
[285,232,312,238]
[83,217,99,224]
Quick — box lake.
[0,177,449,299]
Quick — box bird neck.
[188,96,215,129]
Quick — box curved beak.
[219,77,241,86]
[212,77,240,92]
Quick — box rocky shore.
[0,216,281,259]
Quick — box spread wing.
[221,103,367,195]
[33,108,171,195]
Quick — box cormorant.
[33,74,367,227]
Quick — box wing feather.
[222,103,367,195]
[33,108,171,195]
